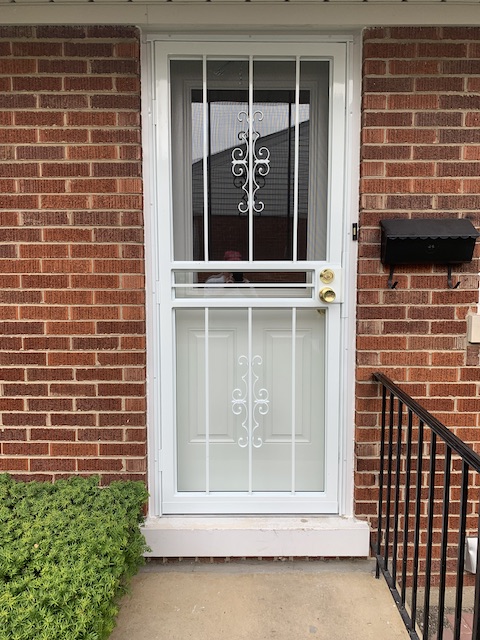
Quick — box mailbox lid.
[380,218,479,265]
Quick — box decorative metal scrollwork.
[232,354,269,448]
[231,110,271,215]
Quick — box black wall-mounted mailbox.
[380,218,479,288]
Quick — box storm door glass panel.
[170,58,329,264]
[175,307,325,493]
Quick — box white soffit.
[2,1,480,28]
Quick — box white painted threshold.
[142,516,370,558]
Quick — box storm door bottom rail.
[372,372,480,640]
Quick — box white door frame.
[142,32,365,554]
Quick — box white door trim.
[142,32,364,554]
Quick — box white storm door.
[154,41,348,514]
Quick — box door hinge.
[352,223,358,241]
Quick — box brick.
[3,442,49,455]
[0,352,45,365]
[99,443,145,456]
[99,413,145,427]
[64,42,114,57]
[47,352,95,366]
[97,383,145,397]
[388,94,439,110]
[0,428,27,441]
[2,413,47,426]
[92,162,141,178]
[72,337,119,350]
[50,443,98,456]
[0,59,36,75]
[76,398,122,411]
[41,259,91,274]
[71,275,119,289]
[413,147,461,161]
[30,428,76,441]
[90,128,141,144]
[68,145,117,160]
[41,195,89,210]
[66,112,116,126]
[13,77,62,92]
[42,162,90,178]
[77,458,124,471]
[0,95,35,109]
[36,25,86,38]
[0,321,44,335]
[24,337,70,350]
[39,94,89,110]
[50,384,96,397]
[90,59,139,75]
[0,458,28,471]
[27,368,73,381]
[96,321,145,334]
[3,383,48,397]
[77,428,123,440]
[22,275,69,289]
[12,42,62,57]
[75,368,122,381]
[28,399,73,411]
[415,112,463,127]
[30,459,76,472]
[38,59,88,74]
[45,291,93,305]
[73,212,120,226]
[40,129,89,144]
[363,113,413,128]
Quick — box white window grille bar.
[203,56,209,262]
[291,307,297,494]
[293,57,300,263]
[248,306,253,493]
[204,307,210,493]
[248,56,254,262]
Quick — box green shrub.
[0,474,149,640]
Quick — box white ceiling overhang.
[1,1,480,29]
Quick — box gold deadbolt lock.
[320,268,335,284]
[319,287,336,303]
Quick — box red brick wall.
[0,26,146,483]
[357,27,480,522]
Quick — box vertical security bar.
[248,56,254,262]
[292,57,300,262]
[437,445,452,640]
[376,384,388,579]
[453,461,469,640]
[400,408,414,605]
[472,511,480,639]
[423,429,437,640]
[384,393,395,574]
[248,307,253,493]
[204,308,210,494]
[392,400,403,585]
[411,419,424,634]
[202,56,209,261]
[291,308,297,493]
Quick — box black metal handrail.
[373,372,480,640]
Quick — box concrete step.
[110,559,410,640]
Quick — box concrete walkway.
[110,559,410,640]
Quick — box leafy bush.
[0,474,149,640]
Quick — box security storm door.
[154,41,348,514]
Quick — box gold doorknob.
[319,287,336,303]
[320,268,335,284]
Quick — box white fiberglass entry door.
[154,41,348,514]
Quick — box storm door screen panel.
[157,42,347,514]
